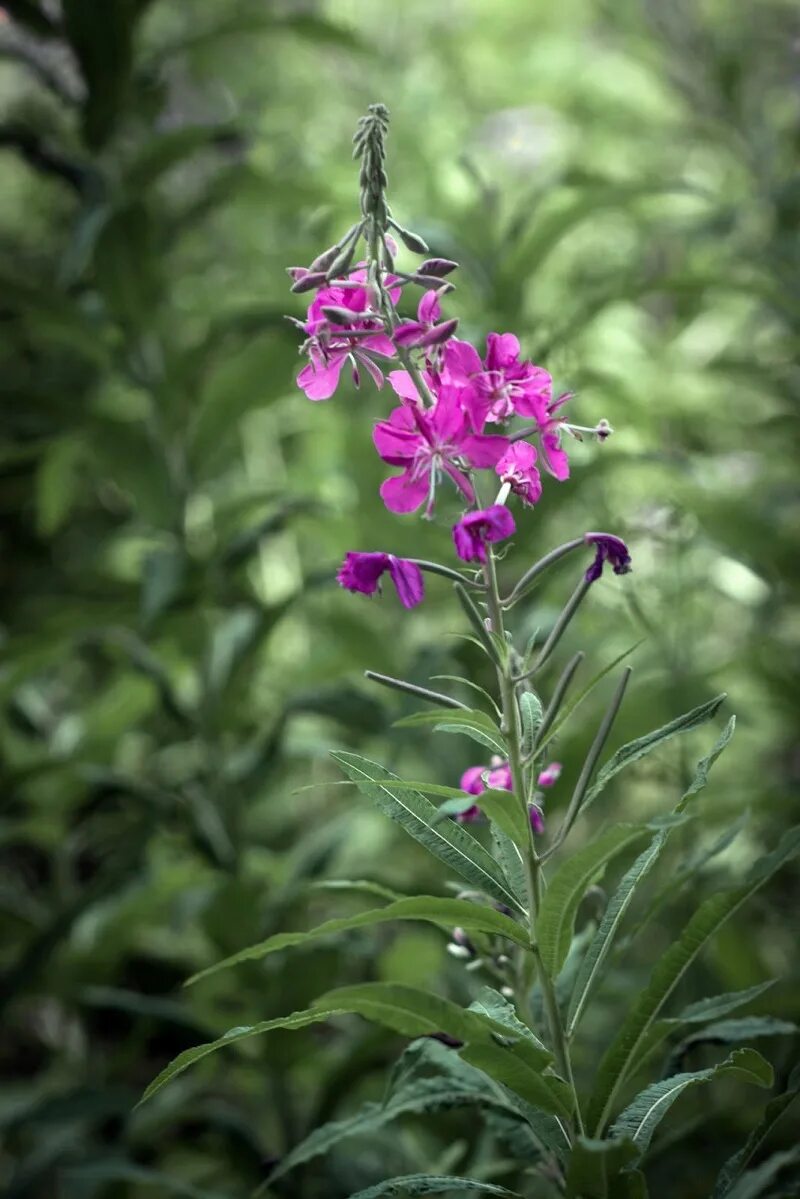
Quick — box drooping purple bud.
[418,318,459,347]
[452,505,516,564]
[419,258,458,277]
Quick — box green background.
[1,1,798,1195]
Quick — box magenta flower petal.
[537,761,562,788]
[379,472,431,514]
[529,806,545,835]
[297,354,347,401]
[387,556,424,608]
[496,441,542,506]
[460,765,488,796]
[337,551,424,608]
[540,430,570,481]
[486,762,513,791]
[337,552,391,596]
[452,505,516,563]
[418,290,442,324]
[393,321,427,348]
[584,533,632,582]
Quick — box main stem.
[363,205,584,1134]
[483,546,584,1136]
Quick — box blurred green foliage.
[0,0,798,1196]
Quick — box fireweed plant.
[142,107,800,1198]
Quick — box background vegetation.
[1,1,798,1195]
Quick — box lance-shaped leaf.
[267,1070,526,1184]
[565,1136,640,1199]
[568,717,737,1034]
[393,707,508,757]
[187,896,529,985]
[567,833,666,1035]
[664,1016,796,1075]
[141,982,554,1107]
[331,753,525,914]
[536,825,648,977]
[721,1146,800,1199]
[713,1064,800,1197]
[578,694,727,819]
[346,1176,524,1199]
[519,690,543,756]
[587,824,800,1134]
[609,1048,773,1154]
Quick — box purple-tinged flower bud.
[321,305,362,326]
[584,533,632,583]
[452,505,516,564]
[419,258,458,277]
[290,271,327,294]
[407,274,456,291]
[310,243,345,272]
[418,318,459,347]
[537,762,562,788]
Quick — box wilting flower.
[584,532,632,583]
[496,441,542,506]
[537,761,562,787]
[452,504,515,563]
[296,269,400,401]
[443,334,552,430]
[337,551,424,608]
[374,388,508,515]
[393,290,458,349]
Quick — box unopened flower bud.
[390,221,429,254]
[290,271,327,293]
[321,305,361,325]
[447,942,472,960]
[310,243,345,272]
[407,274,456,291]
[419,258,458,277]
[325,242,358,281]
[500,986,515,999]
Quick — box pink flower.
[583,533,631,583]
[529,806,545,835]
[537,762,562,788]
[496,441,542,506]
[456,759,513,823]
[373,388,508,515]
[452,505,515,563]
[536,391,573,481]
[337,552,424,609]
[443,335,552,431]
[393,290,458,349]
[296,269,400,401]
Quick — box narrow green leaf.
[267,1072,524,1184]
[394,707,508,757]
[490,826,528,908]
[579,694,728,818]
[331,752,525,914]
[567,833,666,1035]
[665,1017,796,1075]
[676,716,736,812]
[610,1049,773,1154]
[537,825,647,977]
[188,896,529,984]
[469,986,549,1056]
[459,1041,573,1117]
[138,1008,341,1104]
[676,981,778,1024]
[519,691,543,757]
[722,1146,800,1199]
[713,1064,800,1197]
[565,1136,639,1199]
[536,639,645,753]
[587,824,800,1134]
[345,1175,524,1199]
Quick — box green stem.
[483,546,585,1136]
